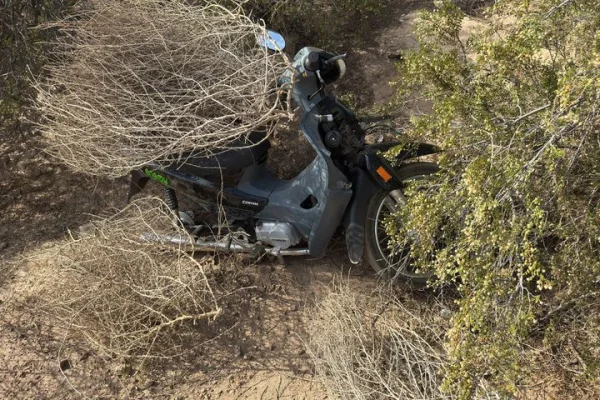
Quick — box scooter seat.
[166,131,270,176]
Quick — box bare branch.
[33,0,290,178]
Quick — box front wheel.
[365,162,440,286]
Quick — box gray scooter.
[129,31,440,285]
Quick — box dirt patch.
[0,238,373,399]
[0,127,126,263]
[337,0,434,109]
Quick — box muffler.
[140,233,310,256]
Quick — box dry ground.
[0,1,436,398]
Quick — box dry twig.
[34,0,289,177]
[305,284,452,400]
[34,197,221,359]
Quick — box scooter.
[128,31,439,284]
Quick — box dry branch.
[34,0,288,177]
[35,197,221,359]
[306,284,452,400]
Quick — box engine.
[255,221,302,249]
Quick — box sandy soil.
[1,238,375,399]
[0,1,432,398]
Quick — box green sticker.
[143,168,169,186]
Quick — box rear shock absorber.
[164,187,179,213]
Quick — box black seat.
[166,131,270,176]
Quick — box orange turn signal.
[376,166,392,182]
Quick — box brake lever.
[323,53,347,65]
[315,70,325,84]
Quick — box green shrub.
[392,0,600,397]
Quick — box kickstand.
[273,248,285,265]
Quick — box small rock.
[0,242,8,251]
[236,345,244,358]
[146,380,157,389]
[59,359,72,372]
[297,349,306,356]
[79,223,96,238]
[440,308,453,320]
[297,365,312,375]
[288,303,299,312]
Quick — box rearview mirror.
[258,30,286,51]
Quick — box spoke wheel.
[365,162,439,286]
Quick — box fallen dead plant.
[34,0,289,178]
[306,283,452,400]
[34,197,221,360]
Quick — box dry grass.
[34,0,289,178]
[32,197,221,360]
[305,284,452,400]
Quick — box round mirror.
[258,30,286,51]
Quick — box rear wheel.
[365,162,439,286]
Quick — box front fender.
[343,168,379,264]
[344,153,400,264]
[344,146,440,264]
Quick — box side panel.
[144,165,269,219]
[238,107,353,257]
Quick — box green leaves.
[391,0,600,397]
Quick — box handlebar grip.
[304,51,321,72]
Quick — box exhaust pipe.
[140,233,310,256]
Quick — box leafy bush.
[392,0,600,397]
